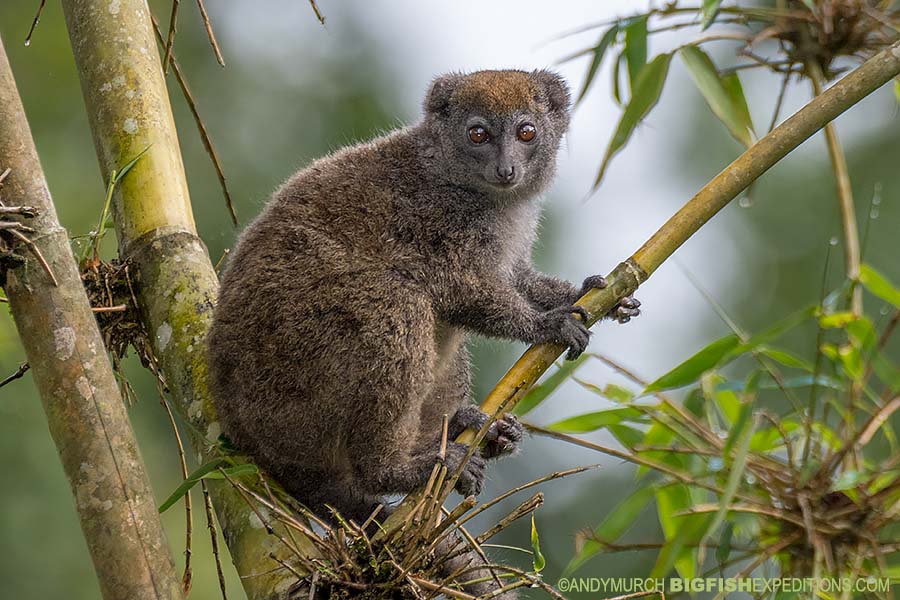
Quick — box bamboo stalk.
[58,1,315,597]
[0,35,182,600]
[391,40,900,536]
[477,39,900,422]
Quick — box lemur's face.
[458,111,548,191]
[424,70,571,198]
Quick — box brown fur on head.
[454,70,539,115]
[425,69,570,117]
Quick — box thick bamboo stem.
[59,0,313,597]
[0,35,182,600]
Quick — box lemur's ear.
[532,70,571,115]
[424,73,464,115]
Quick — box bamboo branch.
[382,40,900,535]
[477,39,900,423]
[58,1,315,597]
[0,34,182,600]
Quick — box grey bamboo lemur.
[208,68,639,584]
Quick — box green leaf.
[611,51,625,106]
[576,25,619,105]
[595,52,672,187]
[644,334,740,393]
[723,401,753,461]
[564,485,655,575]
[602,383,634,403]
[838,343,864,380]
[722,72,754,136]
[680,46,753,147]
[758,347,814,371]
[159,457,226,513]
[514,354,590,416]
[113,145,152,184]
[705,375,741,425]
[846,317,877,353]
[635,421,679,478]
[652,486,708,578]
[608,424,645,449]
[701,0,723,29]
[699,414,755,565]
[623,16,648,91]
[819,311,858,328]
[715,522,734,566]
[859,264,900,308]
[202,463,260,480]
[894,80,900,104]
[546,407,645,433]
[735,305,816,353]
[530,513,546,573]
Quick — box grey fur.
[208,69,636,597]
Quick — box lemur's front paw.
[483,414,524,459]
[608,296,641,324]
[536,305,591,361]
[579,275,642,324]
[579,274,608,297]
[448,405,489,439]
[445,442,485,497]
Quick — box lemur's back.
[208,130,447,509]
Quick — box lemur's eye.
[468,126,489,144]
[517,123,536,142]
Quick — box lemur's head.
[423,69,571,198]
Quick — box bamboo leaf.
[546,407,645,433]
[715,522,734,566]
[576,25,619,105]
[203,463,260,480]
[624,16,648,91]
[608,424,644,449]
[680,46,754,147]
[595,52,673,187]
[734,305,817,353]
[758,347,814,371]
[644,334,740,393]
[113,145,151,184]
[612,51,625,106]
[699,414,754,565]
[563,485,655,576]
[514,354,590,416]
[819,311,858,328]
[859,264,900,308]
[530,513,546,573]
[722,73,754,135]
[701,0,723,29]
[652,486,708,578]
[159,457,226,513]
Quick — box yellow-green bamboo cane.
[0,35,182,600]
[59,0,315,597]
[475,40,900,425]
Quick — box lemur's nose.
[496,165,515,183]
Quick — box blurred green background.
[1,1,898,598]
